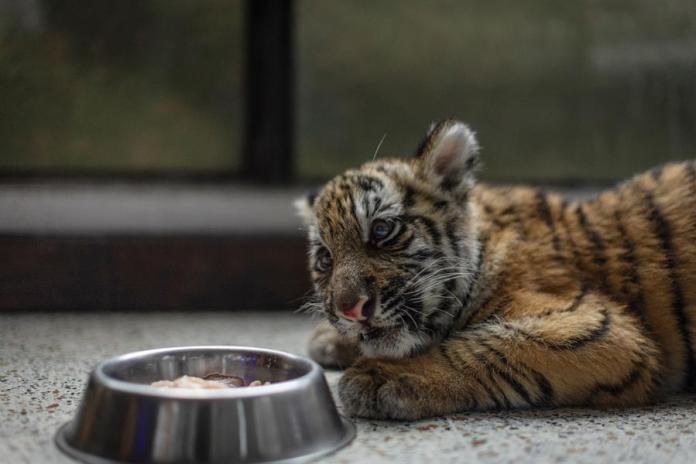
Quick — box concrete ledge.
[0,182,314,310]
[0,182,310,235]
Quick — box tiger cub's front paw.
[338,358,433,420]
[307,322,359,369]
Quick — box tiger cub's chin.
[309,318,439,365]
[357,326,433,359]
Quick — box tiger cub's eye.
[371,219,394,241]
[315,247,332,272]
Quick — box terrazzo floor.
[2,311,696,464]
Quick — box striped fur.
[298,119,696,419]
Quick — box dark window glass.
[297,0,696,183]
[0,0,243,173]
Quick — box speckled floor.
[2,311,696,464]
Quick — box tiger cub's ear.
[415,119,480,197]
[294,190,319,226]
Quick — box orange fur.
[300,120,696,419]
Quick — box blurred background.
[1,0,695,311]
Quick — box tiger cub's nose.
[338,296,375,322]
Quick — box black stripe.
[404,250,433,260]
[414,135,430,158]
[508,202,529,240]
[401,293,423,331]
[534,371,555,406]
[377,223,405,249]
[559,200,586,281]
[336,200,346,217]
[403,214,442,246]
[445,220,460,256]
[402,185,448,209]
[536,286,588,318]
[685,161,696,184]
[347,174,384,192]
[326,312,339,325]
[349,192,358,232]
[404,249,442,261]
[441,175,459,192]
[558,198,568,217]
[562,286,588,313]
[306,189,319,207]
[387,231,415,252]
[380,276,406,308]
[482,203,507,230]
[535,190,553,226]
[684,161,696,239]
[492,366,532,406]
[414,122,442,158]
[439,344,457,368]
[445,239,486,338]
[499,205,516,216]
[403,186,416,208]
[337,179,352,191]
[649,165,664,182]
[372,196,383,214]
[480,341,554,406]
[471,349,513,408]
[504,308,611,351]
[576,204,610,293]
[587,348,654,399]
[536,190,561,256]
[434,200,448,211]
[613,207,646,320]
[439,344,496,410]
[556,308,611,350]
[362,196,371,218]
[642,189,696,391]
[588,357,646,397]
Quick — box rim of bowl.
[94,345,323,399]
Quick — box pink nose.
[339,296,369,321]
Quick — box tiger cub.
[296,119,696,420]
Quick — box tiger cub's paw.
[338,358,432,420]
[307,322,359,369]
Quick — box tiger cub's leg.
[339,291,662,419]
[307,320,360,369]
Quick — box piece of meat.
[151,375,229,389]
[151,374,270,389]
[203,373,245,387]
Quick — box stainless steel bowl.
[55,346,355,463]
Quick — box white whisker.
[371,132,388,161]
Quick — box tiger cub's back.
[582,161,696,392]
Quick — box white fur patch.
[294,196,316,226]
[360,328,426,358]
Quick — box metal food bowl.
[55,346,355,463]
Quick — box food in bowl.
[151,373,270,389]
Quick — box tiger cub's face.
[297,120,482,358]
